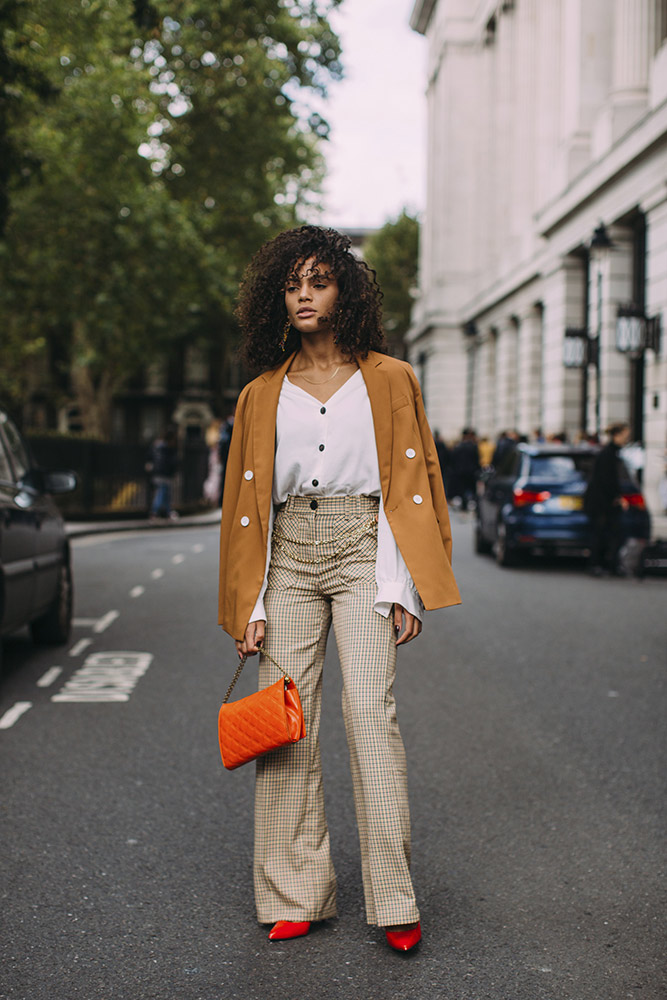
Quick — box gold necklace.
[291,365,341,385]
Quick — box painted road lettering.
[52,652,153,703]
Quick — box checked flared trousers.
[254,494,420,927]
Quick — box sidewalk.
[66,507,221,538]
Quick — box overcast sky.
[318,0,427,230]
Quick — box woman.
[218,226,461,951]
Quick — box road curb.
[66,510,221,538]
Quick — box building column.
[542,256,586,440]
[642,190,667,531]
[613,0,654,102]
[495,319,519,432]
[407,325,468,442]
[516,304,544,436]
[472,329,497,440]
[588,228,634,434]
[595,0,656,148]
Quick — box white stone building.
[408,0,667,532]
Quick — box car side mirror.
[43,471,77,495]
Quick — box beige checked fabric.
[254,494,420,927]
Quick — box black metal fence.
[26,435,211,518]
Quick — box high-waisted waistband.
[277,494,380,515]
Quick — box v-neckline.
[284,367,361,405]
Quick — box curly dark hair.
[235,225,387,372]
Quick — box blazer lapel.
[359,352,393,502]
[253,352,296,543]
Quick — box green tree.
[363,210,420,358]
[0,0,341,436]
[1,0,214,436]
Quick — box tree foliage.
[363,210,420,358]
[0,0,341,436]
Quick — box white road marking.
[72,617,98,627]
[192,544,204,553]
[172,554,185,564]
[37,667,63,688]
[52,652,153,703]
[69,638,93,657]
[150,569,164,580]
[130,586,145,598]
[0,702,33,729]
[94,610,119,634]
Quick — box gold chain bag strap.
[218,649,306,770]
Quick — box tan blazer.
[218,351,462,640]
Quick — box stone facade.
[409,0,667,532]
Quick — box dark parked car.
[0,408,76,666]
[475,443,651,567]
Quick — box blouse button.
[320,406,326,414]
[240,516,250,526]
[244,470,254,480]
[412,494,423,505]
[319,444,325,451]
[312,479,319,487]
[405,448,416,459]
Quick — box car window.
[0,413,29,480]
[529,454,595,481]
[0,430,13,482]
[617,458,639,488]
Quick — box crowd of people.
[433,425,615,512]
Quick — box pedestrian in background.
[218,225,461,952]
[433,429,450,493]
[477,435,494,470]
[148,427,178,520]
[203,419,223,506]
[584,422,631,576]
[450,428,480,510]
[491,429,518,468]
[217,406,235,506]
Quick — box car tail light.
[513,487,551,507]
[623,492,646,509]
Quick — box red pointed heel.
[268,920,311,941]
[385,921,422,952]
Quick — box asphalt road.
[1,517,665,1000]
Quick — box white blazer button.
[412,494,423,505]
[244,470,254,481]
[406,448,416,459]
[240,516,250,526]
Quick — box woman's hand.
[393,604,422,646]
[235,620,266,658]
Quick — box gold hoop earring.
[281,319,291,349]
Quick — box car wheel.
[30,561,73,645]
[495,521,517,567]
[474,522,493,555]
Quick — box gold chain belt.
[272,514,378,565]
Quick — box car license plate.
[559,495,583,510]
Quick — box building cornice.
[536,99,667,237]
[410,0,437,35]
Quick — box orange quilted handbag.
[218,650,306,770]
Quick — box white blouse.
[249,369,423,624]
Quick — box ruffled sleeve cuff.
[374,497,424,622]
[248,505,274,624]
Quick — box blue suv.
[475,444,651,567]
